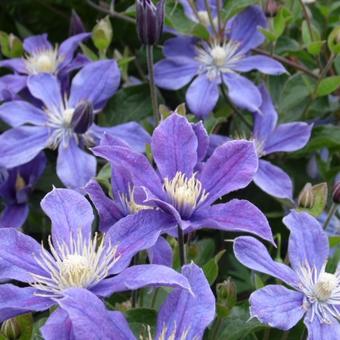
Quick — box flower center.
[314,273,338,302]
[24,49,59,75]
[163,172,208,218]
[211,46,227,67]
[63,108,75,127]
[30,232,119,298]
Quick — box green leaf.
[222,0,256,21]
[17,314,33,340]
[126,308,157,326]
[329,236,340,248]
[203,250,226,285]
[327,26,340,54]
[273,7,292,39]
[317,76,340,97]
[307,40,324,55]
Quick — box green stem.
[146,44,160,124]
[323,203,338,230]
[178,226,186,267]
[151,288,159,308]
[204,0,217,36]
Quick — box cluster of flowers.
[0,0,338,339]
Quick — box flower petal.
[58,288,135,340]
[0,204,29,229]
[23,34,52,54]
[92,264,191,297]
[264,123,312,155]
[233,55,286,75]
[283,210,329,272]
[0,259,31,282]
[0,126,49,168]
[147,236,173,267]
[40,308,73,340]
[193,199,273,243]
[0,59,26,73]
[250,285,305,330]
[41,187,94,247]
[186,74,219,118]
[154,58,198,90]
[192,121,209,162]
[0,100,46,127]
[57,137,96,189]
[229,5,266,54]
[156,263,215,340]
[198,140,258,206]
[304,312,340,340]
[151,113,198,179]
[253,159,293,200]
[68,60,121,110]
[234,236,299,286]
[223,73,262,112]
[0,74,27,100]
[163,36,198,59]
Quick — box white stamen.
[163,172,208,218]
[30,232,119,298]
[120,186,152,214]
[157,323,193,340]
[211,46,227,67]
[297,263,340,324]
[24,48,60,75]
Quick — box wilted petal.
[223,73,262,112]
[154,58,198,90]
[147,236,173,267]
[250,285,305,330]
[0,100,46,127]
[156,263,215,339]
[186,74,219,118]
[283,211,329,272]
[58,288,134,340]
[151,113,198,179]
[304,311,340,340]
[233,55,286,75]
[23,34,52,54]
[264,122,312,155]
[41,308,73,340]
[57,138,96,189]
[193,199,273,243]
[0,126,49,169]
[0,204,29,229]
[92,264,191,297]
[198,140,258,206]
[41,188,93,247]
[68,60,121,110]
[0,285,53,322]
[234,236,299,286]
[163,36,198,59]
[253,160,293,200]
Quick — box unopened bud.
[92,16,113,51]
[217,277,237,307]
[70,10,86,36]
[71,100,94,134]
[332,182,340,204]
[136,0,165,45]
[1,317,21,339]
[298,183,315,209]
[265,0,280,17]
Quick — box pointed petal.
[0,100,46,127]
[156,263,215,339]
[0,74,27,100]
[250,285,305,330]
[264,123,312,155]
[57,138,96,189]
[68,60,121,110]
[163,36,198,59]
[0,204,29,229]
[234,236,299,286]
[41,187,94,247]
[0,126,49,168]
[304,312,340,340]
[154,58,198,90]
[0,259,31,282]
[253,160,293,200]
[186,74,219,118]
[23,34,52,54]
[233,55,286,75]
[283,211,329,272]
[151,113,198,179]
[147,236,173,267]
[198,140,258,206]
[193,199,273,243]
[40,308,73,340]
[223,73,262,112]
[192,121,209,162]
[92,264,191,297]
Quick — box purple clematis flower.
[154,6,286,118]
[0,152,46,229]
[0,188,192,338]
[0,60,150,189]
[251,85,312,200]
[234,210,340,339]
[92,112,273,243]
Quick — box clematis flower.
[234,210,340,339]
[0,188,192,337]
[92,112,273,243]
[0,60,150,189]
[154,6,286,118]
[0,152,46,228]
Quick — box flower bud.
[298,183,315,209]
[217,277,237,308]
[332,182,340,204]
[92,16,113,51]
[136,0,165,45]
[71,100,94,134]
[69,10,86,36]
[265,0,280,17]
[1,317,21,339]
